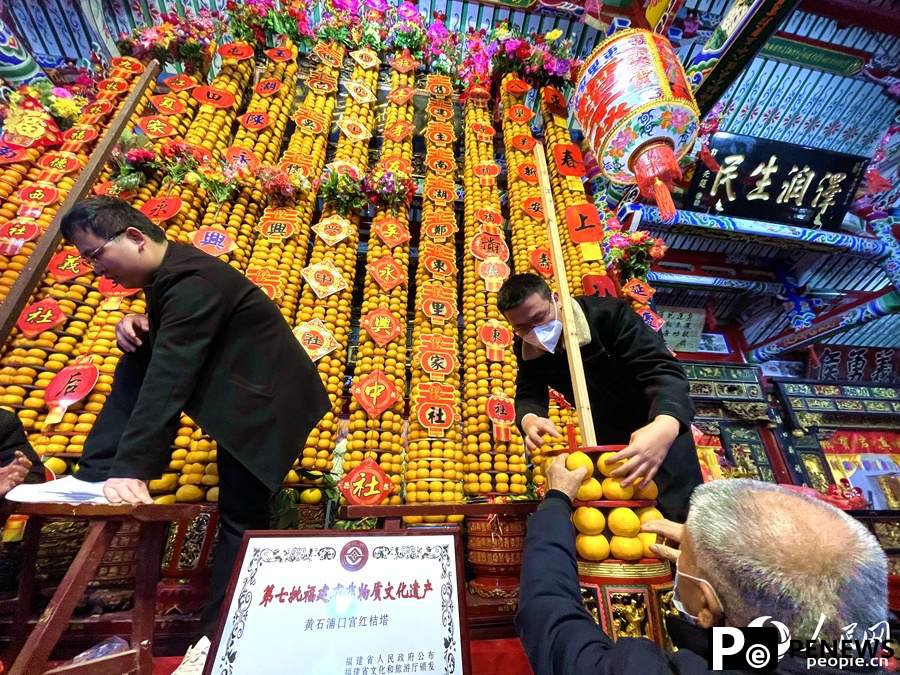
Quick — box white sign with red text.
[207,531,468,675]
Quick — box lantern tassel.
[652,178,676,222]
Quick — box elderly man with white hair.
[515,453,890,675]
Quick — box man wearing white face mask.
[516,455,889,675]
[497,273,702,521]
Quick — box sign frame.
[205,529,471,675]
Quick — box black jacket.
[0,409,45,484]
[516,492,887,675]
[108,243,329,491]
[513,295,701,521]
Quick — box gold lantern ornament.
[573,29,700,220]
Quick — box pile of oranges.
[297,53,380,487]
[461,99,528,497]
[345,67,415,505]
[404,75,464,522]
[538,86,609,287]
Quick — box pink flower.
[504,39,522,55]
[397,1,419,21]
[51,87,72,98]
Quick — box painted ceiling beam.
[747,288,900,361]
[648,270,784,294]
[685,0,803,114]
[622,204,889,259]
[799,0,900,38]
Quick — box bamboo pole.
[0,60,161,344]
[533,142,597,447]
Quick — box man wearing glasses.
[49,197,328,637]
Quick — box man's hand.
[103,477,152,505]
[115,314,150,353]
[521,415,561,453]
[545,453,588,502]
[0,451,32,497]
[609,415,681,487]
[640,518,684,562]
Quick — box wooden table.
[2,502,200,675]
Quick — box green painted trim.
[760,35,866,76]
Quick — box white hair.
[686,479,887,641]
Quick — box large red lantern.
[573,29,699,220]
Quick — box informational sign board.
[684,132,868,231]
[659,306,706,352]
[207,530,470,675]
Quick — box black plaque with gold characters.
[684,132,868,230]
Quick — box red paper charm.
[486,394,516,441]
[44,362,99,424]
[511,134,536,153]
[470,123,495,142]
[218,42,254,60]
[419,334,458,381]
[474,162,500,186]
[346,81,376,104]
[426,75,453,98]
[150,94,185,115]
[110,56,144,74]
[98,77,128,95]
[163,74,197,92]
[37,153,79,174]
[421,215,457,242]
[0,144,28,165]
[387,86,415,106]
[338,459,393,506]
[260,219,296,240]
[419,283,457,324]
[302,261,346,298]
[530,248,555,278]
[421,244,456,279]
[293,319,339,362]
[293,107,326,136]
[17,298,65,337]
[254,78,283,97]
[0,219,39,255]
[478,256,511,292]
[246,266,284,299]
[314,42,343,68]
[414,382,456,437]
[476,208,503,232]
[49,248,89,281]
[192,227,237,256]
[424,183,455,205]
[139,115,177,139]
[522,196,545,221]
[372,217,410,248]
[265,47,293,62]
[425,149,455,174]
[543,86,567,116]
[479,320,512,362]
[338,119,371,141]
[18,184,58,207]
[518,162,539,185]
[622,278,656,304]
[391,53,417,73]
[505,78,531,95]
[506,104,534,124]
[565,203,603,243]
[240,111,270,131]
[361,308,401,347]
[225,146,261,173]
[141,197,182,224]
[94,181,134,201]
[83,100,113,117]
[583,274,618,298]
[368,256,405,291]
[423,122,455,145]
[349,48,378,70]
[192,86,235,109]
[98,277,141,298]
[307,73,337,94]
[470,231,510,262]
[426,99,453,122]
[314,214,352,246]
[352,371,400,418]
[554,143,586,177]
[384,120,414,143]
[62,124,97,143]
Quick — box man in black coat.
[59,197,329,636]
[516,455,889,675]
[497,274,702,520]
[0,409,45,496]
